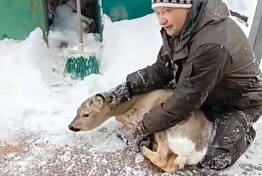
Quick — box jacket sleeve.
[142,43,229,134]
[126,46,174,96]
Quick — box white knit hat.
[152,0,193,9]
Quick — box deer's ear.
[93,94,106,108]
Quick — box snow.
[225,0,258,36]
[0,0,261,175]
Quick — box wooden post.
[248,0,262,64]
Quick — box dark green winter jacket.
[125,0,262,134]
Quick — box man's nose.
[159,16,168,26]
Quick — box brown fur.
[82,20,96,34]
[68,89,213,173]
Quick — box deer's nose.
[68,125,80,132]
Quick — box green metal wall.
[0,0,49,41]
[101,0,153,22]
[98,0,153,41]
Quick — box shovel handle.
[76,0,83,51]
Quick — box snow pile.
[0,29,55,138]
[0,30,53,96]
[100,14,162,83]
[0,0,261,175]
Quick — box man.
[100,0,262,171]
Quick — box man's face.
[154,7,190,36]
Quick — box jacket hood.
[181,0,229,40]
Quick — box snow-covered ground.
[0,0,261,175]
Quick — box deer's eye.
[83,113,89,118]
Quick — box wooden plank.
[248,0,262,63]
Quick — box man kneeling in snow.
[104,0,262,171]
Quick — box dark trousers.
[198,108,261,170]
